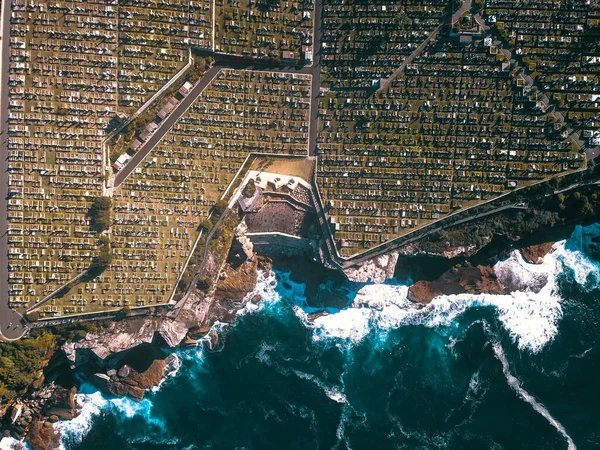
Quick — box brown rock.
[408,264,505,304]
[214,259,258,302]
[118,365,131,378]
[183,335,197,348]
[251,294,262,304]
[107,357,167,401]
[43,386,78,421]
[307,311,329,321]
[207,331,219,349]
[208,258,259,324]
[26,419,60,450]
[520,242,554,264]
[257,256,272,272]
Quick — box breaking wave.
[54,384,170,449]
[42,224,600,449]
[0,437,30,450]
[247,226,600,354]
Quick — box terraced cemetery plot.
[7,0,117,311]
[321,0,447,89]
[318,36,585,256]
[6,0,214,315]
[215,0,314,62]
[483,0,600,145]
[117,0,194,111]
[30,69,311,318]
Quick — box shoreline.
[2,215,600,448]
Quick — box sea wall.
[246,232,315,258]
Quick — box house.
[128,139,142,154]
[112,153,131,171]
[302,45,312,63]
[178,81,194,96]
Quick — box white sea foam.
[492,341,576,450]
[54,388,107,449]
[292,369,347,404]
[311,284,562,353]
[54,384,164,449]
[307,234,600,353]
[150,353,182,392]
[0,437,30,450]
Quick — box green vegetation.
[213,200,229,216]
[186,56,212,84]
[93,236,113,269]
[0,333,55,401]
[196,276,213,291]
[115,307,131,320]
[0,320,120,401]
[242,179,256,198]
[198,219,214,233]
[418,182,600,256]
[178,270,195,293]
[88,197,113,233]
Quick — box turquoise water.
[55,225,600,450]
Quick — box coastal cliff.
[5,183,600,448]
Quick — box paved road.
[307,0,323,156]
[114,65,221,187]
[114,41,325,188]
[0,2,26,340]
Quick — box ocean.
[5,224,600,450]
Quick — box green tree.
[0,333,56,401]
[178,271,194,292]
[198,218,214,233]
[88,197,113,232]
[92,236,113,270]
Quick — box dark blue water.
[57,225,600,450]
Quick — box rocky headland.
[4,184,600,448]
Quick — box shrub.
[92,236,113,270]
[213,200,228,216]
[115,307,131,320]
[198,219,214,233]
[178,271,194,292]
[242,179,256,198]
[196,276,213,291]
[0,333,56,401]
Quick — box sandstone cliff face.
[62,317,187,368]
[408,264,505,304]
[520,242,555,264]
[215,259,259,304]
[345,253,399,283]
[91,346,178,402]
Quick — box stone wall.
[247,232,315,258]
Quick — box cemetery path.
[170,207,232,320]
[378,0,472,93]
[115,0,324,187]
[114,65,222,188]
[0,2,26,340]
